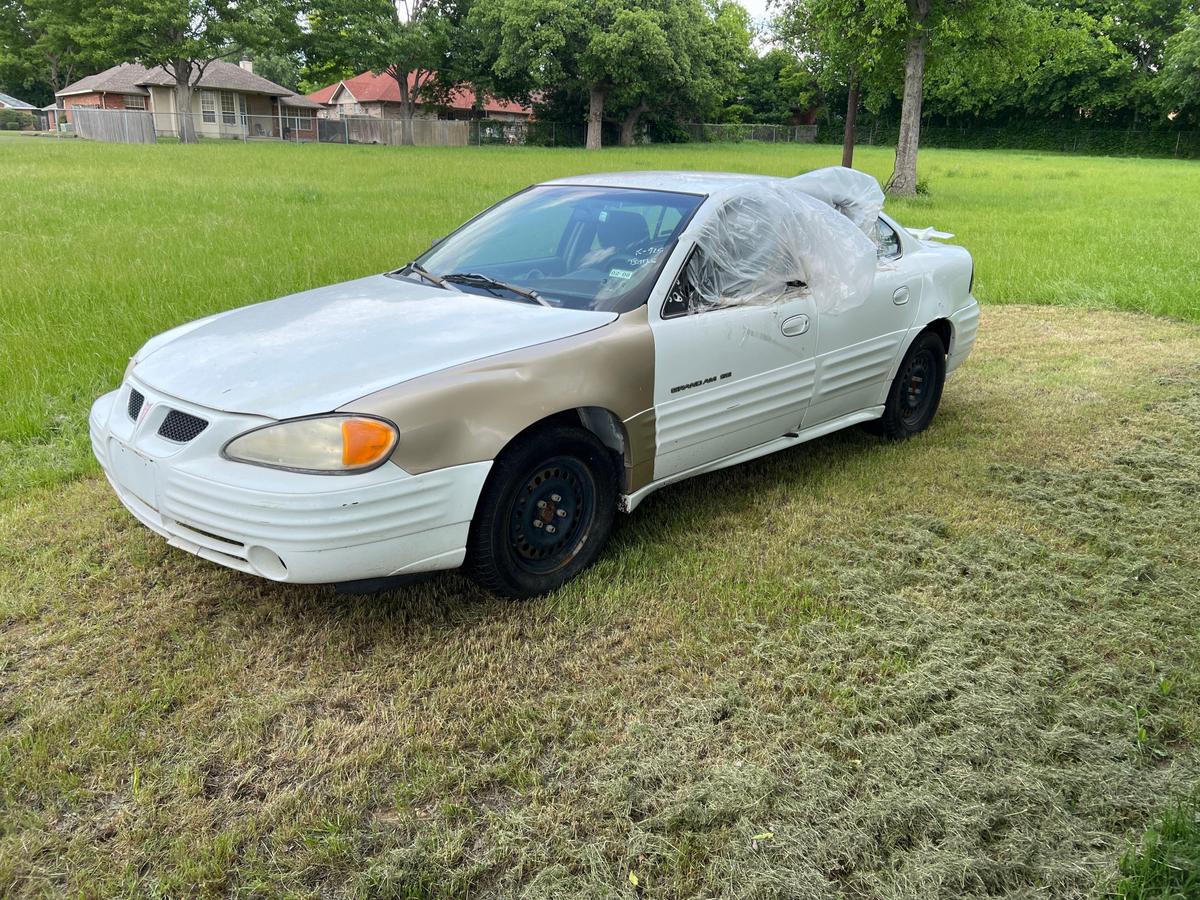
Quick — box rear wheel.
[467,425,616,598]
[873,330,946,441]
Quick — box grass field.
[2,139,1200,896]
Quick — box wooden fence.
[318,116,470,147]
[71,107,156,144]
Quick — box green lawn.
[2,140,1200,896]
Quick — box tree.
[782,0,1049,194]
[723,49,818,125]
[479,0,746,149]
[0,0,117,105]
[1157,12,1200,124]
[776,0,903,168]
[296,56,356,97]
[306,0,455,145]
[998,7,1130,123]
[246,50,303,92]
[1070,0,1185,122]
[885,0,930,195]
[609,0,750,145]
[80,0,299,142]
[891,0,1052,193]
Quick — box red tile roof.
[306,71,531,116]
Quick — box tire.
[466,425,617,599]
[873,330,947,441]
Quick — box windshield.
[410,185,704,312]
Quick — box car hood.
[132,275,618,419]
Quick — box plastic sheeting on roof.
[681,167,884,315]
[789,166,885,234]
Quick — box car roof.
[539,171,786,195]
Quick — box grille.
[127,388,144,421]
[157,409,208,443]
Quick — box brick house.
[55,60,322,140]
[306,71,532,122]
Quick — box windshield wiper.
[442,272,551,307]
[389,261,449,289]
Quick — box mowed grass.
[3,305,1200,896]
[2,139,1200,495]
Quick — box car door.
[802,215,922,427]
[649,198,819,480]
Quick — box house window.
[201,91,216,123]
[282,106,312,131]
[124,94,146,111]
[221,91,236,125]
[238,95,248,124]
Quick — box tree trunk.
[173,64,197,144]
[586,87,606,150]
[397,75,415,146]
[841,74,859,168]
[886,22,928,196]
[619,100,648,147]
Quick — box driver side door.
[649,223,819,481]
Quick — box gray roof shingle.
[279,93,322,110]
[57,60,295,98]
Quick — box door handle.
[780,314,809,337]
[892,285,910,306]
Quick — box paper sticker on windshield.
[608,268,635,280]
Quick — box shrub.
[0,109,36,131]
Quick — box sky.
[740,0,772,20]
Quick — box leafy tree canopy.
[1157,12,1200,122]
[0,0,121,103]
[475,0,752,146]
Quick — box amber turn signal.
[341,418,397,467]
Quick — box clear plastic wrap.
[680,168,884,314]
[788,166,885,234]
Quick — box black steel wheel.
[467,425,616,598]
[873,330,947,441]
[508,456,596,576]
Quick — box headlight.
[223,415,399,474]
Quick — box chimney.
[239,59,253,73]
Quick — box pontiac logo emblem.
[138,401,152,424]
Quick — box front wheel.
[873,330,946,441]
[466,425,617,599]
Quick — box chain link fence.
[34,106,1200,159]
[815,120,1200,160]
[687,123,819,143]
[44,106,583,147]
[687,119,1198,159]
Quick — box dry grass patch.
[2,305,1200,897]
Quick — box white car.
[90,167,979,598]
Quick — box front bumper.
[89,379,491,583]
